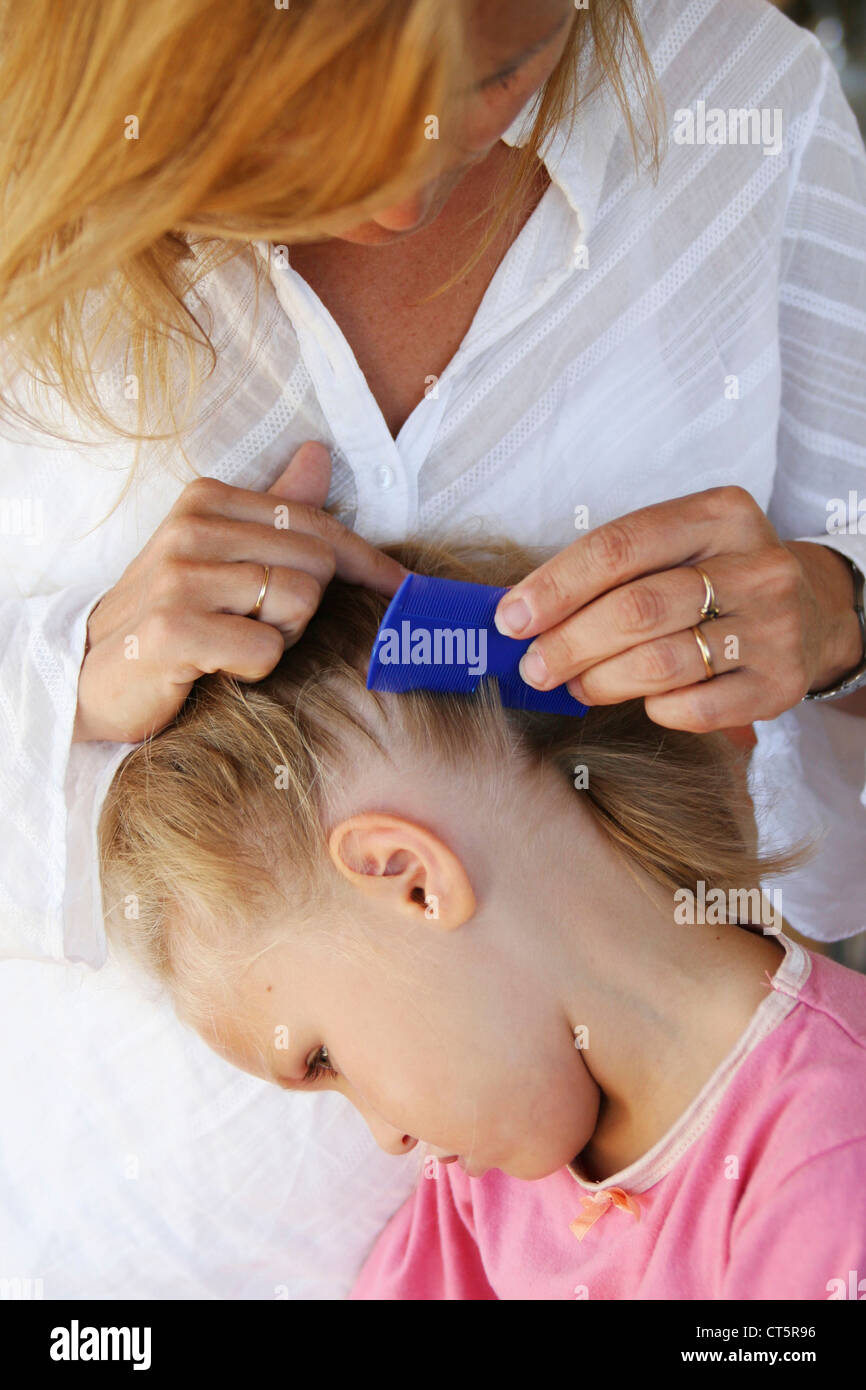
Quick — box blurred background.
[776,1,866,126]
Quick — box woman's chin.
[331,222,411,245]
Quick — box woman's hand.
[493,486,864,733]
[73,442,409,744]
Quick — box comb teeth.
[366,573,588,717]
[396,574,497,629]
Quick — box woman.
[0,0,864,1298]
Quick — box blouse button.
[375,464,395,489]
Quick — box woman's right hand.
[73,441,409,744]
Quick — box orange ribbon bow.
[570,1186,641,1242]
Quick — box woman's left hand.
[492,486,863,732]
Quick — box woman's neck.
[291,140,549,280]
[285,141,551,438]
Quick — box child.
[98,537,866,1300]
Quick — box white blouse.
[0,0,864,1298]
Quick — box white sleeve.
[0,583,134,965]
[755,46,866,943]
[0,401,149,967]
[768,45,866,576]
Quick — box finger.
[493,486,769,640]
[265,442,409,596]
[264,442,409,594]
[644,670,779,734]
[266,440,333,508]
[166,500,409,598]
[523,559,735,684]
[563,622,743,705]
[172,475,323,536]
[166,517,336,572]
[157,560,327,636]
[144,609,287,687]
[316,511,412,597]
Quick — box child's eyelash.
[302,1046,339,1084]
[494,67,520,91]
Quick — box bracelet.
[802,551,866,701]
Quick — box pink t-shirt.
[350,936,866,1300]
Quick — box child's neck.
[573,925,786,1184]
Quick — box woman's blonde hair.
[98,536,805,1032]
[0,0,660,455]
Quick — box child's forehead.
[196,1006,270,1078]
[192,943,316,1077]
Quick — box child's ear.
[327,813,475,930]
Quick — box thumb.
[266,440,333,506]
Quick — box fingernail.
[520,648,548,687]
[568,676,588,704]
[495,596,531,636]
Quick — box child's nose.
[366,1117,419,1157]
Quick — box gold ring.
[248,564,270,619]
[694,565,720,620]
[692,625,714,680]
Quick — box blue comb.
[366,573,588,716]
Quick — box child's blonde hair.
[98,536,805,1032]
